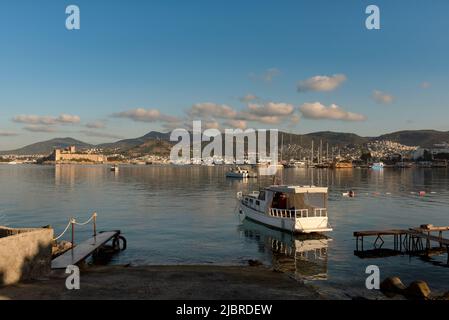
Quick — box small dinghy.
[226,166,256,178]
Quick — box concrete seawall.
[0,226,54,286]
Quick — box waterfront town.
[1,137,448,168]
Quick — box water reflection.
[2,165,449,292]
[239,219,330,281]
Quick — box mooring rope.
[52,213,97,241]
[73,212,97,226]
[53,219,73,241]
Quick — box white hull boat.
[237,185,332,234]
[371,162,384,169]
[226,167,256,178]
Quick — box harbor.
[1,164,449,299]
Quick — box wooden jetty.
[52,230,126,269]
[353,225,449,264]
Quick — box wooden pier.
[353,225,449,264]
[52,230,125,269]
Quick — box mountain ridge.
[1,129,449,155]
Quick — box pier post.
[93,212,97,237]
[71,219,75,248]
[447,245,449,265]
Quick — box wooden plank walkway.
[353,225,449,264]
[52,231,119,269]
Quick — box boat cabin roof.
[266,185,328,194]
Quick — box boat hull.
[226,172,248,178]
[239,203,332,234]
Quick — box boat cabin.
[242,185,328,218]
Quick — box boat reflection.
[239,219,330,281]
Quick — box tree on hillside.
[423,150,433,161]
[360,151,372,163]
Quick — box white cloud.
[239,94,258,102]
[117,100,297,132]
[224,119,247,130]
[250,68,281,82]
[23,125,58,133]
[237,102,295,125]
[187,103,237,119]
[372,90,394,104]
[12,114,80,125]
[79,130,123,139]
[297,74,346,92]
[203,120,221,130]
[85,121,106,129]
[299,102,366,121]
[0,131,18,137]
[113,108,180,123]
[57,114,81,124]
[288,114,301,125]
[420,82,431,89]
[247,102,294,117]
[262,68,280,82]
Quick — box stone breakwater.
[0,226,53,286]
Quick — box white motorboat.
[226,167,255,178]
[110,165,119,172]
[237,185,332,234]
[371,162,384,169]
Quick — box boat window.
[258,191,266,200]
[256,200,260,206]
[272,192,287,209]
[249,199,254,204]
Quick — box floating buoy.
[343,190,355,197]
[419,191,426,196]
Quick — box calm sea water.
[1,164,448,297]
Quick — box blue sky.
[1,0,449,150]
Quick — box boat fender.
[112,235,127,251]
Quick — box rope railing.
[53,212,97,246]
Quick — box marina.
[1,164,448,298]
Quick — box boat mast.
[280,133,284,163]
[311,140,314,165]
[320,139,323,164]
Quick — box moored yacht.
[371,162,384,169]
[226,166,256,178]
[237,185,332,234]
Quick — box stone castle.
[50,146,106,163]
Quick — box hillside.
[377,130,449,147]
[98,131,171,152]
[2,129,448,156]
[0,138,93,155]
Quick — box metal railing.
[269,208,327,219]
